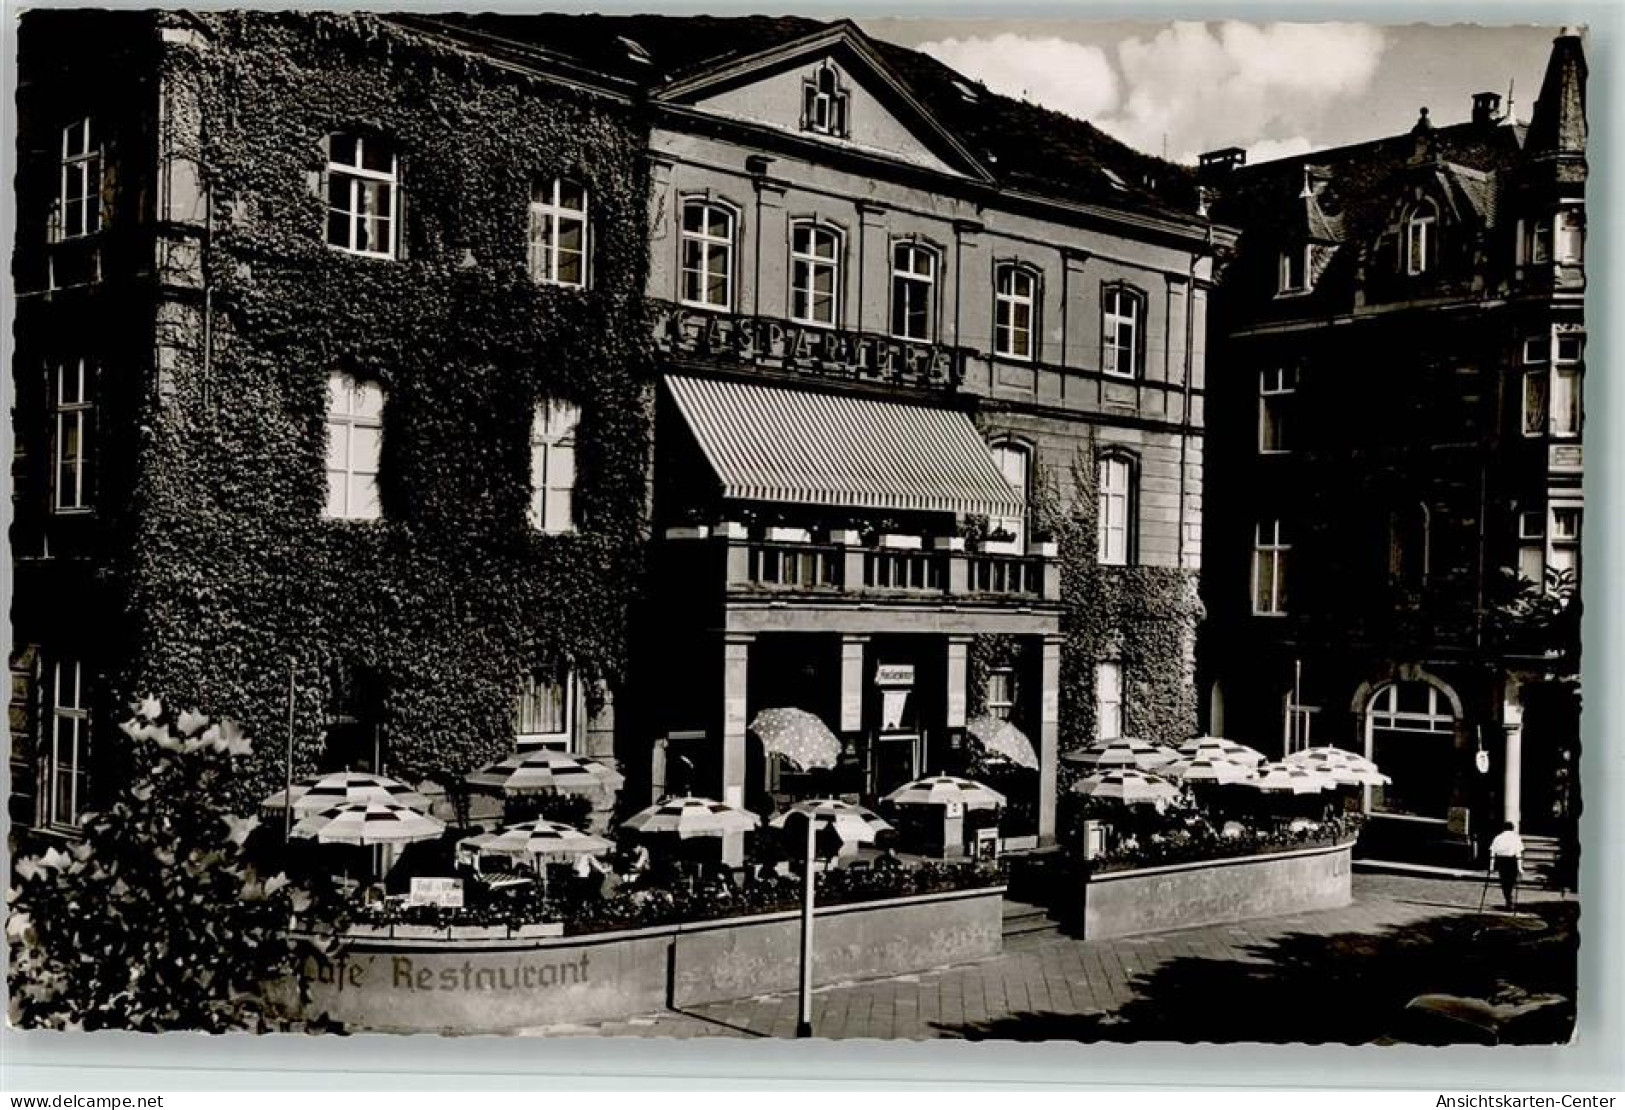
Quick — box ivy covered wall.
[130,12,655,807]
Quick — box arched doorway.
[1363,679,1457,820]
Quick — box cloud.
[1245,136,1317,164]
[916,33,1119,121]
[911,23,1386,164]
[1104,22,1387,161]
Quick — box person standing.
[1488,821,1526,911]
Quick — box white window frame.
[1528,215,1553,264]
[1556,207,1585,263]
[985,668,1016,723]
[1550,334,1583,438]
[1369,682,1453,734]
[1278,245,1309,293]
[1095,660,1123,742]
[528,178,589,289]
[1405,204,1436,275]
[789,221,842,328]
[1283,692,1320,754]
[324,373,384,520]
[46,659,88,829]
[52,359,92,513]
[1097,454,1133,567]
[56,118,102,241]
[890,241,937,341]
[1258,366,1296,454]
[1101,285,1142,378]
[994,264,1037,361]
[802,61,849,137]
[515,667,576,751]
[529,398,580,535]
[1252,518,1289,616]
[1520,336,1549,438]
[679,199,735,310]
[1548,505,1582,591]
[325,133,400,259]
[985,440,1030,554]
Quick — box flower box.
[449,924,510,941]
[514,921,565,939]
[663,525,710,541]
[1031,541,1059,558]
[713,521,748,540]
[393,924,449,940]
[932,536,966,553]
[878,534,923,550]
[347,923,393,940]
[827,528,861,546]
[764,526,811,543]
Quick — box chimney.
[1472,91,1502,125]
[1198,146,1247,182]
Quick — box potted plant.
[875,516,921,550]
[664,506,710,541]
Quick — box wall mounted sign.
[874,664,916,687]
[653,306,964,391]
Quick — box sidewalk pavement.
[520,873,1574,1041]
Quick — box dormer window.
[1404,202,1436,275]
[802,62,849,138]
[1278,245,1309,293]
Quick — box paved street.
[522,874,1576,1042]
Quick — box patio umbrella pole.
[797,814,815,1039]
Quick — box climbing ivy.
[125,12,654,810]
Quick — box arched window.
[325,132,399,258]
[1097,452,1137,566]
[790,220,842,326]
[325,373,384,520]
[529,178,589,288]
[1101,284,1145,378]
[802,61,850,137]
[994,263,1038,361]
[987,439,1031,552]
[890,241,938,341]
[1366,680,1456,819]
[1404,201,1437,275]
[679,199,736,309]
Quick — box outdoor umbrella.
[769,798,892,846]
[883,775,1006,811]
[1248,761,1340,795]
[261,772,432,819]
[621,796,762,839]
[291,800,448,845]
[476,818,615,862]
[1061,738,1181,772]
[1287,746,1385,775]
[465,749,626,795]
[1161,756,1255,785]
[1069,768,1182,806]
[749,707,842,771]
[965,715,1040,770]
[1175,736,1268,767]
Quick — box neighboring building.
[10,11,1227,857]
[1201,33,1586,866]
[10,10,654,833]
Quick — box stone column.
[945,636,971,730]
[839,635,867,734]
[1502,683,1525,830]
[721,632,754,866]
[1038,633,1065,845]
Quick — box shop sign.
[653,306,964,390]
[408,877,464,908]
[874,664,915,687]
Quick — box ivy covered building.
[10,11,1229,855]
[1199,32,1587,867]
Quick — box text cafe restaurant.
[638,303,1065,861]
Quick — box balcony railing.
[665,526,1061,604]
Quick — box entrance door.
[1365,681,1456,821]
[873,732,921,796]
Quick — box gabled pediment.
[654,22,994,181]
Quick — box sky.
[859,19,1567,165]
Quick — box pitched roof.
[406,13,1202,223]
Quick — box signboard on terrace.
[653,305,964,391]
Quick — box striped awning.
[666,375,1023,517]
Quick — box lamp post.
[283,657,297,839]
[796,811,816,1038]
